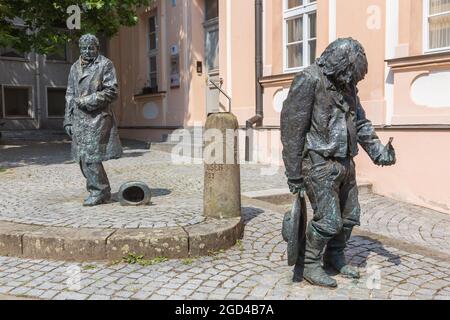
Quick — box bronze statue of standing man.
[64,34,122,207]
[281,38,396,288]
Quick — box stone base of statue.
[0,135,244,262]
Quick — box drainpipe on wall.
[34,52,41,129]
[245,0,264,162]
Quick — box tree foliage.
[0,0,154,54]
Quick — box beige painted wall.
[336,0,387,125]
[214,0,257,125]
[355,130,450,214]
[109,0,205,141]
[109,0,450,214]
[186,0,207,126]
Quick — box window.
[283,0,317,72]
[46,43,68,61]
[0,47,26,59]
[2,86,32,118]
[47,88,66,117]
[425,0,450,52]
[0,18,27,60]
[206,0,219,21]
[148,13,159,91]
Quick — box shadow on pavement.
[243,207,265,225]
[349,235,402,267]
[0,138,149,169]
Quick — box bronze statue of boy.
[281,38,396,288]
[64,34,122,206]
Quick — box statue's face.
[334,57,367,89]
[352,57,368,84]
[335,68,354,88]
[80,43,99,62]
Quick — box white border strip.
[227,0,232,96]
[329,0,337,42]
[385,0,399,126]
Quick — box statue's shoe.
[303,266,337,288]
[83,196,108,207]
[323,254,360,279]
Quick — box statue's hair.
[317,37,368,83]
[79,34,100,48]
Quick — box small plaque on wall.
[170,44,180,88]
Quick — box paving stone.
[114,291,134,298]
[0,286,14,294]
[40,290,59,299]
[9,287,31,296]
[53,292,89,300]
[88,294,111,300]
[196,286,215,294]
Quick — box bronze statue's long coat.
[64,55,122,163]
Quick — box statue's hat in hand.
[282,193,307,266]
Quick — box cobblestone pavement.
[359,194,450,255]
[0,138,449,300]
[0,206,449,300]
[281,193,450,256]
[3,139,447,253]
[0,139,285,229]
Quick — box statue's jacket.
[64,55,123,163]
[281,63,385,182]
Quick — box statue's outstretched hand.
[375,138,396,167]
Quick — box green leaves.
[0,0,155,54]
[122,252,168,267]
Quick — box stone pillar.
[204,113,242,219]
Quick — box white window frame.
[45,86,67,119]
[1,84,34,119]
[423,0,450,53]
[148,11,159,90]
[283,0,317,73]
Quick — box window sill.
[0,56,29,62]
[133,91,166,102]
[386,51,450,70]
[3,117,34,120]
[260,72,297,87]
[45,59,71,65]
[424,47,450,55]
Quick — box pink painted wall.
[109,0,450,214]
[355,130,450,214]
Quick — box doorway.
[204,0,220,115]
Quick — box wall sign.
[170,44,180,88]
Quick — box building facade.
[109,0,450,214]
[0,18,76,130]
[1,0,442,214]
[0,44,73,130]
[0,18,108,131]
